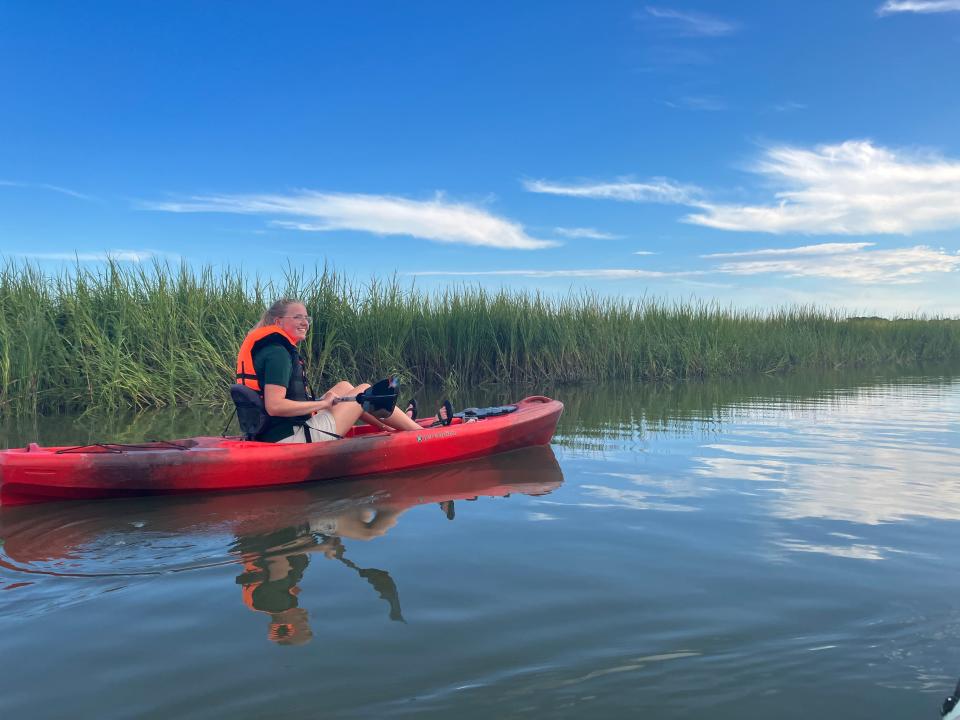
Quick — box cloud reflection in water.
[691,383,960,525]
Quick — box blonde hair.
[252,298,303,331]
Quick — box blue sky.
[2,1,959,315]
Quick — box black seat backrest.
[229,383,268,440]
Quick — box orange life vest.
[235,326,302,392]
[234,326,315,439]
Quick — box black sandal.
[404,398,418,421]
[432,399,453,427]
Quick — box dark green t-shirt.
[253,344,298,442]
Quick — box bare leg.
[378,405,423,431]
[326,381,367,437]
[359,411,390,430]
[326,381,422,434]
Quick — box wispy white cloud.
[533,141,960,236]
[0,180,94,201]
[634,250,657,256]
[270,220,326,232]
[686,141,960,234]
[702,242,875,259]
[878,0,960,14]
[9,249,172,262]
[409,268,702,279]
[714,245,960,284]
[664,96,727,111]
[524,178,700,204]
[771,101,807,113]
[553,226,624,240]
[643,7,739,36]
[411,243,959,286]
[143,191,555,250]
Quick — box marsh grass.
[1,261,958,413]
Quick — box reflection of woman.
[233,506,409,645]
[237,554,314,646]
[234,525,331,646]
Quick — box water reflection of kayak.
[0,396,562,505]
[1,445,563,646]
[0,445,564,565]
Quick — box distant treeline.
[1,262,958,413]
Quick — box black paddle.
[336,554,406,623]
[334,376,399,420]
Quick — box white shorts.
[277,411,339,443]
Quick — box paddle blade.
[358,376,399,419]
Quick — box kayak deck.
[0,396,563,504]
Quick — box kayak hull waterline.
[0,396,563,504]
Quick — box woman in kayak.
[236,299,423,442]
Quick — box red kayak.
[0,396,563,504]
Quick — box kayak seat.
[229,383,268,440]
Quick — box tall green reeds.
[1,261,958,413]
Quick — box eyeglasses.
[280,314,312,324]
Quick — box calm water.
[2,368,960,719]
